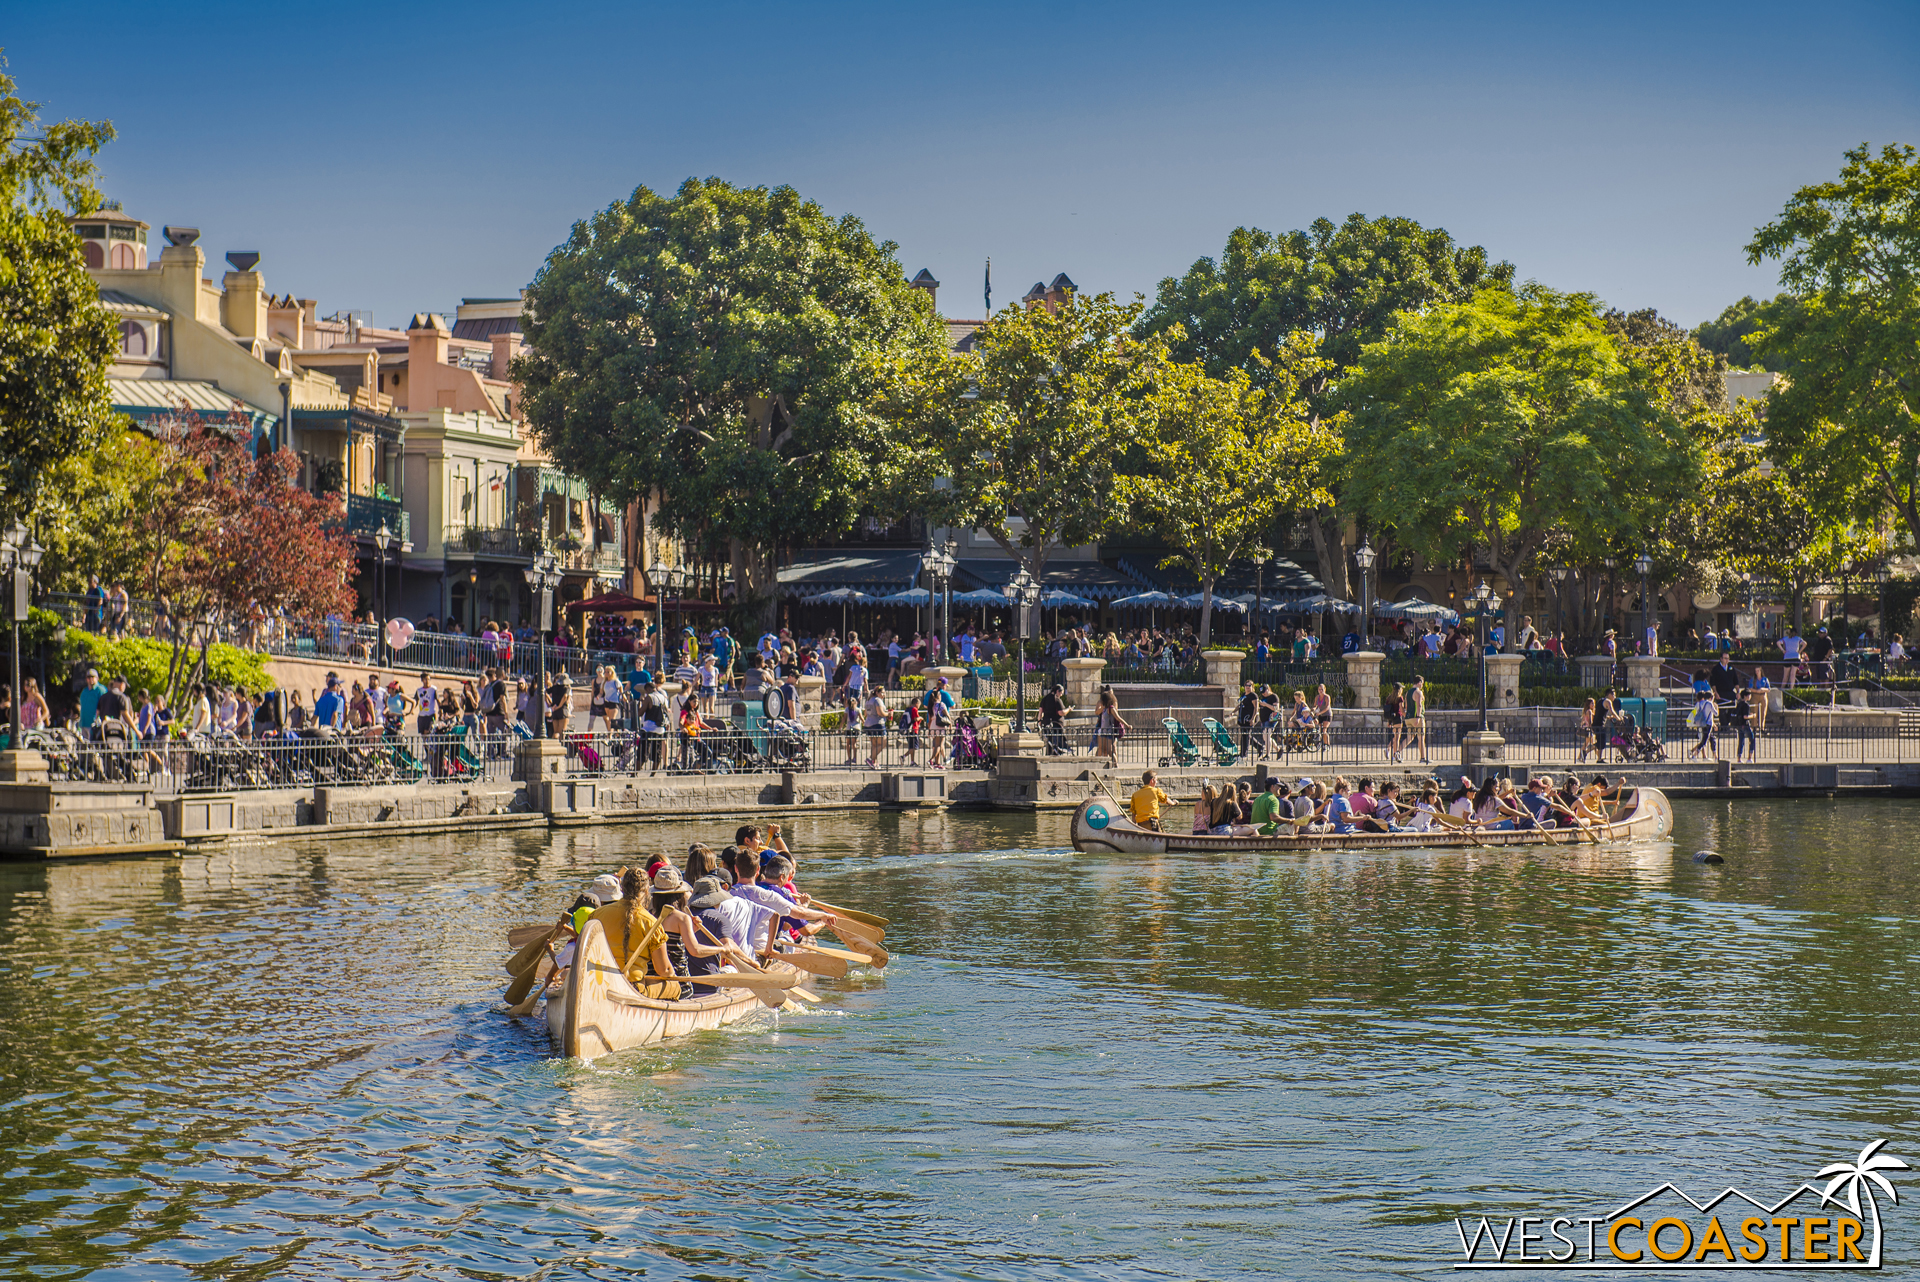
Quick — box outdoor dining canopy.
[803,586,874,636]
[1375,599,1461,624]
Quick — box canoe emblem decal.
[1084,803,1110,830]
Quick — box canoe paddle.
[827,921,889,968]
[806,899,889,932]
[793,941,878,966]
[782,948,848,979]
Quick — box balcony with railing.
[443,525,534,560]
[346,494,409,543]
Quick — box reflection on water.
[1,801,1917,1279]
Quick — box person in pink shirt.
[1347,779,1378,817]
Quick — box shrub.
[60,633,273,699]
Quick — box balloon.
[386,617,416,651]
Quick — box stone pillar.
[794,673,826,725]
[1624,656,1662,700]
[1344,651,1384,710]
[514,736,567,793]
[1060,657,1106,714]
[1578,654,1615,690]
[1201,650,1245,719]
[926,665,968,692]
[1461,727,1506,771]
[0,750,49,784]
[1484,653,1523,710]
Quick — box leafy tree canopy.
[1119,335,1341,643]
[1341,286,1697,627]
[882,292,1165,573]
[1692,294,1796,372]
[1747,142,1920,548]
[515,177,947,600]
[1135,213,1513,598]
[0,56,119,521]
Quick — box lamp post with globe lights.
[1,523,45,753]
[1472,579,1502,732]
[1353,537,1377,648]
[522,552,563,739]
[1635,552,1655,657]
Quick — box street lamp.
[522,551,563,739]
[1548,564,1570,662]
[373,520,393,664]
[1472,578,1502,732]
[1,522,44,753]
[1250,544,1272,642]
[467,565,479,635]
[1010,566,1040,734]
[654,564,686,671]
[1877,562,1894,651]
[1353,537,1376,649]
[925,537,957,666]
[1635,551,1654,656]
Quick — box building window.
[110,243,136,269]
[119,320,147,357]
[82,241,104,269]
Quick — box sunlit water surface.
[2,799,1917,1279]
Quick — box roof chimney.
[1045,273,1077,312]
[490,330,522,381]
[222,257,267,340]
[909,268,939,312]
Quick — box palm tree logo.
[1818,1138,1909,1266]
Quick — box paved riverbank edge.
[1,758,1915,860]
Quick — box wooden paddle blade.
[783,949,849,979]
[808,899,889,930]
[503,954,553,1007]
[505,923,550,949]
[504,930,554,977]
[790,987,821,1002]
[796,942,877,965]
[828,927,888,968]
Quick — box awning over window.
[954,559,1144,600]
[777,548,924,597]
[109,377,277,436]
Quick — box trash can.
[964,664,992,699]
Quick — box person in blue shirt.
[76,669,104,730]
[710,629,734,683]
[1323,777,1356,833]
[313,672,345,730]
[1516,777,1555,828]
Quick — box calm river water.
[2,799,1918,1280]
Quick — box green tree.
[0,59,119,522]
[1342,287,1696,637]
[1138,213,1513,596]
[34,425,179,594]
[883,291,1166,579]
[1747,143,1920,549]
[514,178,947,612]
[1692,294,1796,371]
[1120,336,1341,643]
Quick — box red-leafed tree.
[137,405,357,699]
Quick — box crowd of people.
[521,823,847,1002]
[1126,769,1627,836]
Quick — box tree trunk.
[1307,510,1350,602]
[1198,576,1215,647]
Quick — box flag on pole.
[984,257,991,314]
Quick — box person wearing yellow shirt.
[1129,769,1173,831]
[583,869,679,998]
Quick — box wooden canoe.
[544,917,799,1062]
[1070,787,1673,854]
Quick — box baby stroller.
[952,714,991,770]
[765,716,811,770]
[1620,720,1668,762]
[567,732,606,774]
[1200,717,1240,767]
[1160,717,1201,768]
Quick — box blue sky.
[12,0,1918,329]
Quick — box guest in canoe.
[547,891,605,988]
[1129,770,1173,832]
[1404,786,1440,832]
[725,847,836,942]
[585,869,677,998]
[684,877,759,996]
[1192,784,1219,835]
[1321,776,1357,833]
[651,866,737,999]
[1371,781,1406,831]
[684,842,725,887]
[1446,777,1476,821]
[1249,777,1287,835]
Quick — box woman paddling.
[584,869,678,999]
[650,866,733,999]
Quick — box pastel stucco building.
[75,209,623,629]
